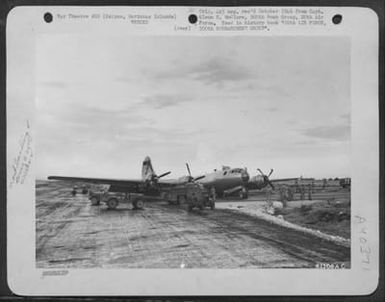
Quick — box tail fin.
[142,156,155,182]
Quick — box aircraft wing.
[47,176,177,188]
[270,178,299,182]
[155,179,181,187]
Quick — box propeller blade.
[268,181,275,190]
[186,163,192,177]
[157,171,171,179]
[257,168,264,176]
[193,175,205,181]
[268,169,274,177]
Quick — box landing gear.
[106,197,119,210]
[209,187,216,210]
[287,188,294,201]
[161,192,169,201]
[239,188,248,199]
[177,195,186,205]
[71,186,77,196]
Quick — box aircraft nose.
[241,170,250,183]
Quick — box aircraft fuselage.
[197,168,249,194]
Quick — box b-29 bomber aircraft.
[48,156,297,208]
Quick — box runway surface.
[36,181,350,268]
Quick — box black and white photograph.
[35,34,351,269]
[6,6,379,295]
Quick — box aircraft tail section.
[142,156,155,182]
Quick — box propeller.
[186,163,192,178]
[257,168,275,190]
[147,171,171,188]
[185,163,205,182]
[156,171,171,179]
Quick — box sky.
[35,35,350,180]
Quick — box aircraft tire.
[90,196,100,206]
[161,192,168,200]
[239,189,248,199]
[177,195,186,205]
[107,198,119,210]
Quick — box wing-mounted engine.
[248,169,275,190]
[141,156,171,189]
[183,163,205,183]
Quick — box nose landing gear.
[239,188,249,199]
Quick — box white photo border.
[6,6,379,296]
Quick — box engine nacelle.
[248,175,267,190]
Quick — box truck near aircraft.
[161,182,215,211]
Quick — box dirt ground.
[36,180,350,269]
[237,186,351,239]
[275,200,351,239]
[218,195,351,239]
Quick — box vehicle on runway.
[88,191,159,210]
[161,181,215,211]
[186,182,215,211]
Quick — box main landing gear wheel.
[161,192,168,201]
[90,196,100,206]
[107,198,119,210]
[177,195,186,205]
[132,199,144,210]
[239,190,248,199]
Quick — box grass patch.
[275,201,350,239]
